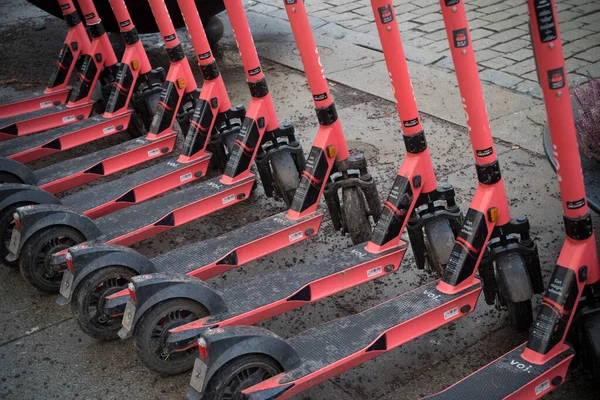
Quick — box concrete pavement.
[249,0,600,98]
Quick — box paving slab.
[327,60,540,130]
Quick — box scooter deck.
[0,102,94,140]
[255,279,482,387]
[0,112,131,163]
[94,175,255,245]
[427,344,574,400]
[33,132,176,193]
[201,243,405,327]
[62,155,209,218]
[153,211,322,279]
[0,88,70,120]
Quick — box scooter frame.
[0,0,118,142]
[11,0,300,293]
[0,0,90,120]
[3,0,244,290]
[186,1,544,398]
[156,0,466,360]
[59,0,383,377]
[425,1,599,398]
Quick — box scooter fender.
[496,252,534,303]
[0,157,37,185]
[197,326,301,395]
[128,272,228,336]
[68,243,158,302]
[11,204,101,257]
[0,184,60,212]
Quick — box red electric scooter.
[185,1,545,398]
[0,0,232,271]
[72,0,464,378]
[0,0,90,120]
[425,1,599,398]
[10,0,304,293]
[0,0,119,142]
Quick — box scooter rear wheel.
[19,227,85,293]
[204,354,282,400]
[270,151,300,207]
[71,266,138,340]
[423,218,456,276]
[0,202,30,268]
[0,172,23,184]
[342,187,372,245]
[135,298,208,376]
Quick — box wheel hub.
[225,365,278,400]
[95,282,127,324]
[158,318,188,359]
[42,243,70,278]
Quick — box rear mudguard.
[496,252,533,303]
[66,243,158,302]
[12,204,101,257]
[197,326,301,395]
[127,272,228,336]
[0,157,37,184]
[0,184,60,213]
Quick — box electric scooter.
[0,0,90,120]
[59,0,386,377]
[425,1,599,398]
[0,0,243,286]
[186,1,545,398]
[10,0,304,293]
[0,0,119,141]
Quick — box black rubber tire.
[19,226,85,293]
[342,187,372,245]
[270,151,300,207]
[0,202,31,268]
[205,16,225,47]
[204,354,283,400]
[507,299,534,332]
[127,109,147,138]
[71,266,138,340]
[496,253,534,331]
[423,218,456,276]
[135,298,209,376]
[0,172,23,184]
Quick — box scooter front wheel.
[423,218,456,276]
[71,266,138,340]
[0,202,30,268]
[507,299,533,331]
[496,253,534,331]
[135,298,208,376]
[204,354,282,400]
[271,151,301,207]
[342,187,372,245]
[19,226,85,293]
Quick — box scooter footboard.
[0,88,70,121]
[425,344,574,400]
